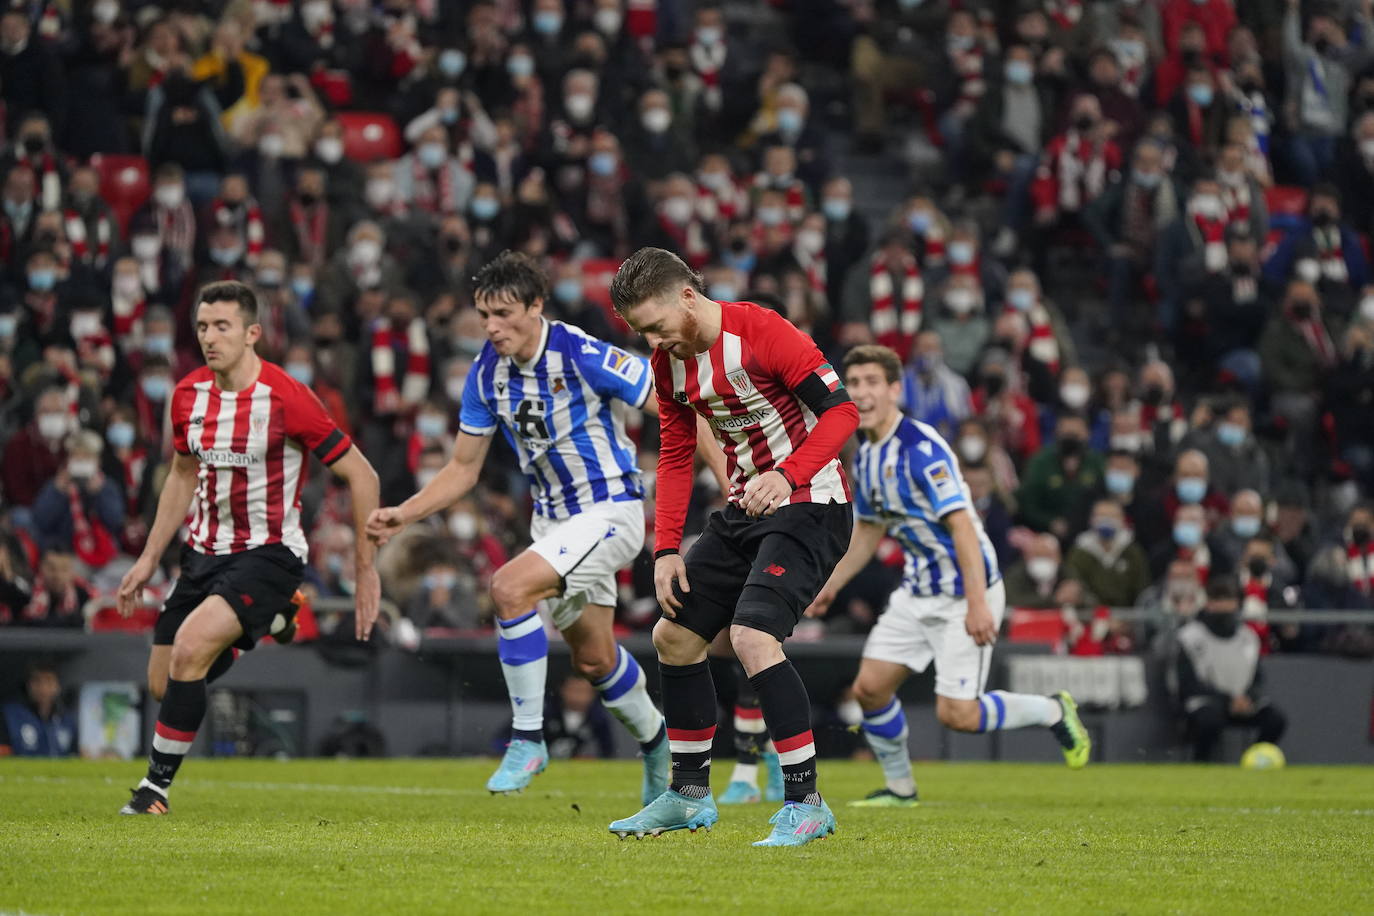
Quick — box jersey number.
[515,398,549,439]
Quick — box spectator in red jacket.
[1,386,69,509]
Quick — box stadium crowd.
[0,0,1372,660]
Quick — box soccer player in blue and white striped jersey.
[367,252,671,800]
[806,346,1091,807]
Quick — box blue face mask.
[724,251,756,274]
[907,210,932,234]
[507,55,534,78]
[0,314,16,337]
[1173,520,1203,547]
[1187,84,1214,107]
[418,143,447,169]
[440,107,460,125]
[1094,521,1119,541]
[470,197,500,220]
[145,335,173,356]
[209,247,242,266]
[141,375,170,401]
[708,283,738,301]
[533,11,562,35]
[107,422,136,449]
[1133,170,1162,189]
[417,413,447,438]
[588,151,617,177]
[286,362,314,386]
[1231,515,1262,539]
[1106,469,1136,496]
[822,198,851,221]
[438,49,466,78]
[291,277,314,299]
[1005,60,1033,86]
[28,269,55,291]
[757,206,784,227]
[1176,477,1207,504]
[1008,288,1035,311]
[777,109,803,135]
[695,26,722,45]
[1216,422,1245,447]
[554,278,582,304]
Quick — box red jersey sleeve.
[170,380,197,456]
[749,306,858,488]
[651,350,696,555]
[281,370,353,465]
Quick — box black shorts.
[670,502,853,643]
[154,543,305,651]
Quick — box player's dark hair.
[608,247,705,315]
[472,250,548,309]
[196,280,259,325]
[842,344,902,384]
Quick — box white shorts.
[527,499,646,630]
[861,580,1007,701]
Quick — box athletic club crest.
[250,415,268,435]
[727,370,753,394]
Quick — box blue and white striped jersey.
[459,319,649,520]
[853,415,1000,598]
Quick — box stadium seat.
[86,601,157,633]
[579,257,630,332]
[88,153,149,237]
[1006,608,1068,648]
[1264,184,1309,218]
[336,111,403,163]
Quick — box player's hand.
[965,601,998,646]
[117,556,156,617]
[354,565,381,640]
[365,506,408,546]
[804,584,836,618]
[654,553,689,618]
[1230,694,1255,716]
[740,470,792,517]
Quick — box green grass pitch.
[2,758,1372,914]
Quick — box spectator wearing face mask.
[0,10,64,138]
[2,114,69,214]
[623,88,696,181]
[1281,0,1373,186]
[316,221,403,319]
[405,550,482,630]
[1138,447,1229,548]
[973,349,1042,465]
[1155,173,1235,335]
[817,176,868,305]
[1259,280,1335,475]
[0,163,40,265]
[898,330,971,442]
[144,68,232,202]
[1003,532,1068,611]
[1149,501,1213,580]
[1193,222,1271,391]
[394,124,475,217]
[1212,489,1277,576]
[31,430,124,566]
[840,230,923,358]
[1037,365,1094,443]
[1171,576,1286,762]
[1,386,69,508]
[930,275,989,377]
[1065,499,1151,609]
[953,415,1019,505]
[1266,185,1367,322]
[1031,94,1123,238]
[1139,557,1207,648]
[1016,413,1103,539]
[646,172,717,270]
[1180,400,1270,494]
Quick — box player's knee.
[168,635,215,679]
[851,677,890,712]
[937,699,981,733]
[573,649,615,682]
[489,568,528,618]
[652,618,703,665]
[729,623,782,672]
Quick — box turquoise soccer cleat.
[485,738,548,794]
[718,780,762,805]
[752,800,837,847]
[762,751,785,802]
[641,737,671,805]
[609,790,719,839]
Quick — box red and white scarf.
[1221,176,1251,226]
[793,242,827,293]
[290,199,329,270]
[371,318,431,415]
[1052,131,1109,212]
[869,251,923,361]
[950,46,985,116]
[696,179,746,226]
[1177,543,1211,582]
[111,291,146,340]
[1314,228,1348,283]
[1193,213,1228,273]
[1347,541,1374,593]
[69,482,117,569]
[1044,0,1082,30]
[19,151,64,211]
[690,37,726,111]
[1293,309,1337,368]
[753,174,806,224]
[21,570,90,624]
[410,156,461,214]
[64,209,112,267]
[1239,568,1270,619]
[656,213,710,269]
[211,198,265,265]
[1022,302,1060,374]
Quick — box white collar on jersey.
[873,411,903,446]
[510,317,551,370]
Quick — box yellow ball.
[1241,742,1286,770]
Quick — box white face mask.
[67,459,99,480]
[350,238,382,264]
[662,196,693,225]
[1026,557,1058,583]
[72,313,103,338]
[113,274,142,298]
[132,235,161,260]
[1361,138,1374,160]
[154,184,184,209]
[315,136,344,164]
[1060,382,1090,409]
[796,228,824,255]
[958,435,987,463]
[1190,194,1223,219]
[1360,296,1374,322]
[37,413,68,440]
[593,8,621,34]
[446,375,467,402]
[945,288,978,314]
[258,133,286,158]
[365,179,395,209]
[1296,258,1321,283]
[641,108,671,133]
[415,468,439,490]
[449,511,478,540]
[93,0,120,24]
[565,93,595,122]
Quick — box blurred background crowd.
[1,0,1373,661]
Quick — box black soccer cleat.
[120,785,169,815]
[270,589,307,644]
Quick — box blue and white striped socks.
[593,644,665,749]
[976,691,1062,732]
[860,698,915,797]
[497,610,548,739]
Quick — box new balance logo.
[765,564,786,577]
[240,594,254,607]
[673,391,688,403]
[188,416,203,427]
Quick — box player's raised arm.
[804,519,886,618]
[117,451,199,615]
[366,430,493,546]
[326,445,382,640]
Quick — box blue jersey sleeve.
[905,436,969,519]
[458,364,497,436]
[572,335,652,408]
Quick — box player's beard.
[675,309,701,358]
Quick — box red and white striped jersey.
[653,301,856,553]
[171,360,352,561]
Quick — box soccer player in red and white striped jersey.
[605,248,858,847]
[115,281,381,815]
